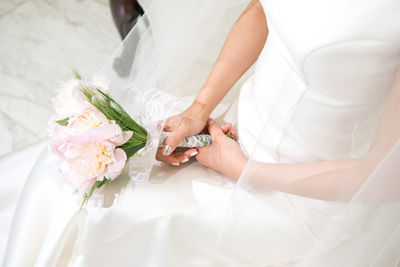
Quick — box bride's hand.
[196,118,248,179]
[156,101,209,165]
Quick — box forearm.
[194,0,268,115]
[247,158,367,201]
[246,70,400,201]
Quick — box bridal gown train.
[2,0,400,266]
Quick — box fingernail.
[190,151,198,157]
[180,158,189,164]
[171,162,180,166]
[207,118,214,125]
[162,145,172,156]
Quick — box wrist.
[237,155,249,179]
[193,86,221,115]
[186,99,212,121]
[233,155,248,179]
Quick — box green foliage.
[72,69,149,208]
[55,118,69,126]
[226,133,234,140]
[81,87,148,158]
[80,179,109,209]
[72,68,82,80]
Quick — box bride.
[2,0,400,266]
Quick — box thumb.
[162,131,184,156]
[207,118,223,139]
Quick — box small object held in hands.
[159,131,236,148]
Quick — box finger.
[207,118,223,139]
[221,123,232,134]
[170,151,191,165]
[195,147,209,164]
[161,117,173,132]
[231,129,238,141]
[156,148,191,166]
[162,131,185,156]
[156,148,178,164]
[184,148,198,157]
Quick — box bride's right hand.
[156,101,209,165]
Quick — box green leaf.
[55,118,69,126]
[226,133,234,140]
[72,68,82,80]
[80,178,109,209]
[80,87,148,158]
[118,142,147,158]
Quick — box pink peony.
[67,102,110,134]
[49,102,132,192]
[62,139,127,192]
[54,123,131,192]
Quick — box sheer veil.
[100,0,400,265]
[3,0,400,266]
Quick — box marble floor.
[0,0,120,156]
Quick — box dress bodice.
[238,0,400,163]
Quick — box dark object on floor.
[110,0,144,39]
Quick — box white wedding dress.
[2,0,400,266]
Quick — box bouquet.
[48,71,220,207]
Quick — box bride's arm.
[158,0,268,163]
[197,71,400,201]
[251,71,400,201]
[194,0,268,115]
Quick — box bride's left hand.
[190,118,248,179]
